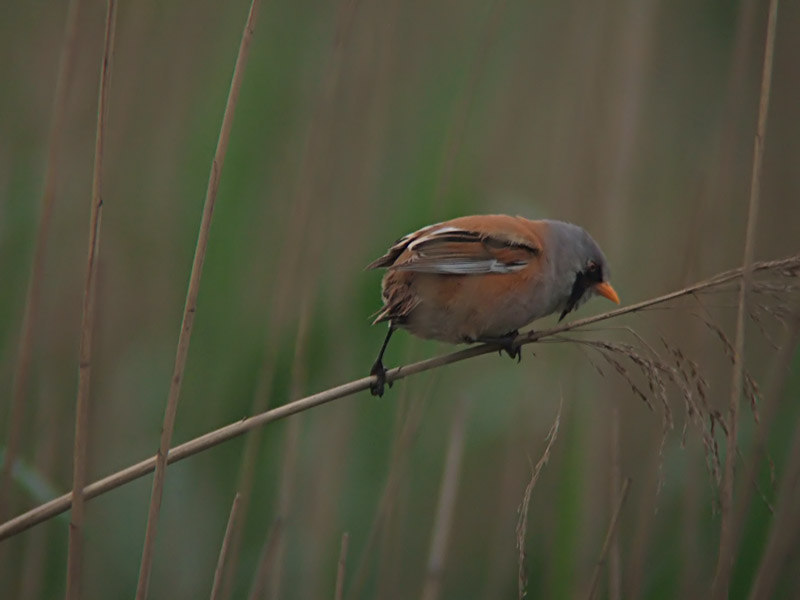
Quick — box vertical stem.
[516,399,562,599]
[432,0,507,216]
[608,405,622,600]
[219,0,359,594]
[267,304,313,600]
[65,1,117,598]
[420,398,469,600]
[730,316,800,565]
[135,2,261,598]
[247,519,284,600]
[0,0,83,523]
[586,478,632,600]
[748,416,800,599]
[347,384,430,600]
[334,532,350,600]
[712,1,779,596]
[210,493,241,600]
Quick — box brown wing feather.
[367,217,543,274]
[394,228,540,274]
[365,223,440,270]
[368,215,548,327]
[371,270,419,324]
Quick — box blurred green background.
[1,0,799,598]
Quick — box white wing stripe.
[396,258,528,274]
[407,225,462,250]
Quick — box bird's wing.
[389,226,541,275]
[365,223,441,270]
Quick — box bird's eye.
[585,261,602,281]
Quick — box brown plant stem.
[586,478,632,600]
[747,410,800,599]
[608,405,622,600]
[711,0,779,596]
[134,1,261,598]
[516,398,562,599]
[420,398,469,600]
[219,0,359,594]
[0,255,797,542]
[334,532,349,600]
[729,315,800,570]
[248,519,284,600]
[210,493,241,600]
[0,0,83,524]
[347,379,431,600]
[217,365,274,600]
[433,0,507,214]
[65,2,117,598]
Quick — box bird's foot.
[369,359,392,397]
[478,331,522,363]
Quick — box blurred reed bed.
[0,0,799,598]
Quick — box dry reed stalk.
[433,0,507,214]
[1,255,798,542]
[134,1,261,598]
[624,431,672,599]
[698,0,759,267]
[586,477,632,600]
[217,361,276,600]
[210,493,241,600]
[747,412,800,600]
[334,532,350,600]
[578,1,644,379]
[728,315,800,566]
[567,336,725,479]
[219,1,360,594]
[247,518,284,600]
[303,410,356,600]
[373,372,443,598]
[19,386,64,600]
[599,0,657,242]
[712,0,779,596]
[608,405,621,600]
[678,440,703,599]
[420,398,470,600]
[65,2,117,598]
[0,0,83,524]
[263,417,298,600]
[516,398,562,599]
[374,467,412,599]
[267,304,312,600]
[347,382,429,600]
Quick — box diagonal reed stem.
[65,2,117,598]
[134,1,261,598]
[0,254,797,543]
[586,478,632,600]
[712,1,779,596]
[210,493,241,600]
[516,398,562,600]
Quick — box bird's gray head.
[543,220,619,320]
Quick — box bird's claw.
[499,331,521,363]
[480,331,522,363]
[369,360,392,397]
[499,340,521,362]
[508,345,522,363]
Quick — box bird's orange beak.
[594,282,620,304]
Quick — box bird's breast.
[395,265,562,343]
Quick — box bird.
[365,215,620,396]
